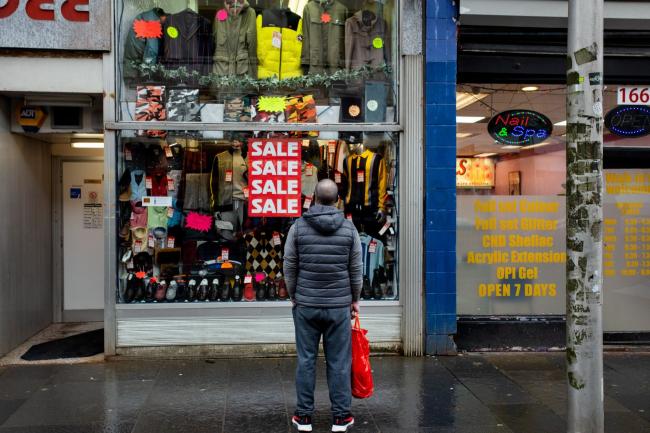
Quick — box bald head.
[315,179,339,206]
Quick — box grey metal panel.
[103,6,117,355]
[105,122,402,132]
[401,0,423,56]
[399,55,425,356]
[0,97,53,357]
[0,1,111,51]
[63,309,104,322]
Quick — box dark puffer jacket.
[284,204,362,307]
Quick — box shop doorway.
[56,159,105,322]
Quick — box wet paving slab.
[0,353,647,432]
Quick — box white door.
[62,161,105,316]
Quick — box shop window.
[115,130,399,303]
[113,1,401,305]
[455,84,567,315]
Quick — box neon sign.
[487,110,553,146]
[605,105,650,138]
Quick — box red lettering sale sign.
[248,139,302,217]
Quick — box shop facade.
[103,0,427,356]
[440,1,650,352]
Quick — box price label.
[328,141,336,154]
[167,236,175,248]
[272,232,281,246]
[369,240,377,253]
[618,87,650,105]
[305,164,313,176]
[303,195,312,209]
[167,177,175,191]
[334,172,341,183]
[244,274,253,284]
[148,234,155,248]
[356,170,365,182]
[225,169,233,182]
[221,248,229,261]
[302,139,310,147]
[145,176,153,190]
[378,221,391,236]
[164,146,173,157]
[167,207,174,218]
[346,213,353,221]
[272,31,282,48]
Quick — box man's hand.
[351,301,360,319]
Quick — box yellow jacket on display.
[256,13,303,79]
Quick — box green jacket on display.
[213,1,258,78]
[301,0,348,74]
[123,8,166,82]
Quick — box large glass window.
[113,0,400,305]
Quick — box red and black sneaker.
[332,414,354,432]
[291,414,313,432]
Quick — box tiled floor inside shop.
[0,352,647,433]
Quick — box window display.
[115,0,399,306]
[116,132,398,304]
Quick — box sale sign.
[248,139,302,217]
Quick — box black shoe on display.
[198,278,209,301]
[155,280,167,302]
[231,275,243,301]
[266,278,277,300]
[255,279,266,301]
[134,276,146,302]
[145,279,158,302]
[362,276,373,300]
[174,277,187,301]
[372,269,383,300]
[208,278,220,301]
[124,273,137,303]
[291,414,313,432]
[331,414,354,432]
[187,278,198,302]
[220,279,231,302]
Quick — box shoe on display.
[331,415,354,432]
[124,273,137,303]
[174,276,187,301]
[208,278,220,301]
[198,278,209,301]
[291,415,313,432]
[166,280,178,301]
[362,276,373,300]
[266,278,277,300]
[155,280,167,302]
[255,279,266,301]
[187,278,198,302]
[231,275,243,301]
[220,279,231,302]
[372,269,383,300]
[243,282,255,301]
[145,278,158,302]
[276,274,288,300]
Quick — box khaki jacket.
[301,0,349,74]
[213,2,258,78]
[345,9,390,71]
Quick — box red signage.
[0,0,89,21]
[248,139,302,217]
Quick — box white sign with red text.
[248,139,302,217]
[617,87,650,105]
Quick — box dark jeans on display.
[293,305,352,418]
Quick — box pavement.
[0,352,647,433]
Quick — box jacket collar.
[171,8,200,40]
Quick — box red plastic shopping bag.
[351,316,374,398]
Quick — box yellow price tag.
[167,26,179,39]
[258,96,287,113]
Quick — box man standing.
[284,179,362,433]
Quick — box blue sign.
[487,110,553,146]
[605,105,650,138]
[70,187,81,199]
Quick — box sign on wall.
[456,157,495,188]
[0,0,110,51]
[487,110,552,146]
[617,87,650,105]
[17,105,46,133]
[248,139,302,217]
